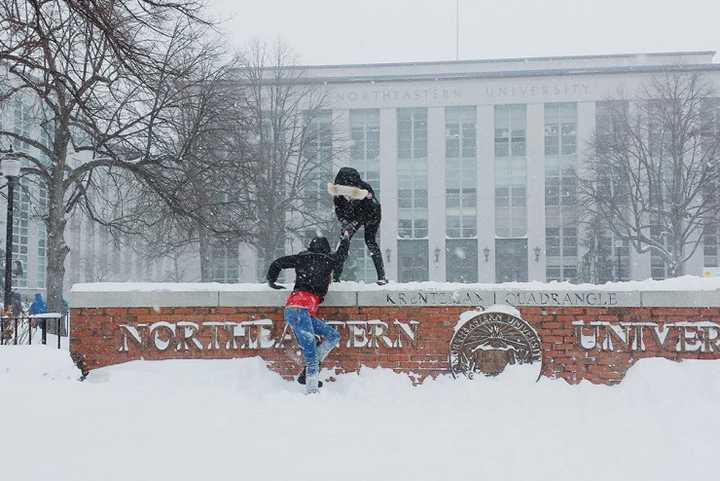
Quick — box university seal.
[449,309,542,378]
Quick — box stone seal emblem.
[449,309,542,378]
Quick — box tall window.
[650,225,670,280]
[702,98,720,269]
[13,97,33,151]
[305,110,333,211]
[397,108,428,281]
[210,238,240,283]
[495,105,528,282]
[13,98,33,286]
[704,224,719,268]
[36,182,48,288]
[545,103,578,282]
[446,106,478,282]
[345,110,381,282]
[11,182,30,288]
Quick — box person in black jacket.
[266,236,346,393]
[332,167,387,284]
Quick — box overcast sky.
[207,0,719,65]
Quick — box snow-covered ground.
[2,346,718,481]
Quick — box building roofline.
[299,63,720,85]
[291,50,716,71]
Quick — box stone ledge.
[69,282,720,308]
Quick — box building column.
[332,109,351,174]
[526,103,546,282]
[427,107,446,281]
[477,105,495,283]
[576,101,596,277]
[379,108,398,280]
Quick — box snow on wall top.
[70,276,720,309]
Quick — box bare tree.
[580,72,720,277]
[0,0,219,310]
[120,52,259,282]
[237,40,344,278]
[131,41,344,281]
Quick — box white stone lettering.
[573,320,720,353]
[118,319,422,353]
[149,321,176,351]
[118,323,147,352]
[175,321,203,351]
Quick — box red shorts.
[285,291,321,317]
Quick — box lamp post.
[1,156,21,309]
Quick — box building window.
[545,226,577,282]
[495,105,527,239]
[579,229,630,283]
[83,220,95,282]
[345,109,381,282]
[495,104,526,157]
[446,106,477,282]
[496,238,528,282]
[544,103,577,156]
[398,239,428,282]
[397,108,428,281]
[12,182,30,288]
[704,224,719,268]
[702,99,720,270]
[446,238,478,282]
[545,103,578,282]
[595,100,628,153]
[305,110,333,211]
[13,97,33,152]
[36,182,48,288]
[210,238,239,283]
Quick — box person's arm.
[334,195,354,220]
[266,255,297,289]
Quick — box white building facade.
[296,50,720,284]
[5,51,720,294]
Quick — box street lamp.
[1,155,21,310]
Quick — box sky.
[207,0,720,65]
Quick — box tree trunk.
[46,176,69,313]
[198,227,211,281]
[671,241,685,277]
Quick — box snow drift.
[1,346,718,481]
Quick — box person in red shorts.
[267,236,347,394]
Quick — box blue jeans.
[284,307,340,392]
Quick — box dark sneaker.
[376,278,389,286]
[297,368,323,388]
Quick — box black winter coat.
[266,237,346,301]
[333,167,381,225]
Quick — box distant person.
[328,167,387,285]
[29,293,48,316]
[10,291,23,317]
[266,236,346,394]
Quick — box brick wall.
[69,300,720,385]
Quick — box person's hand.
[268,281,285,290]
[366,192,373,199]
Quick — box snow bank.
[2,347,719,481]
